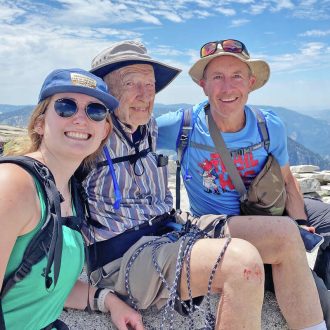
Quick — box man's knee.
[268,217,304,255]
[184,238,264,296]
[220,238,265,288]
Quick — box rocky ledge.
[291,165,330,203]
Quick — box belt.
[87,212,175,272]
[127,211,173,232]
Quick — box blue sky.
[0,0,330,112]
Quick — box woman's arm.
[66,279,144,330]
[0,164,40,288]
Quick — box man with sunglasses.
[79,40,270,329]
[157,39,329,329]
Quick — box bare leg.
[180,237,264,330]
[226,215,324,329]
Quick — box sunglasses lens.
[86,103,108,122]
[200,39,249,58]
[54,98,77,118]
[201,42,218,57]
[222,40,244,54]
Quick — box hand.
[300,225,315,233]
[105,293,145,330]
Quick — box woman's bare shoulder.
[0,163,40,233]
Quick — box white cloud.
[216,7,236,16]
[268,42,330,73]
[293,0,330,19]
[249,3,269,15]
[270,0,294,12]
[0,0,329,109]
[300,29,330,37]
[230,18,250,27]
[0,3,25,22]
[0,1,144,104]
[301,42,325,56]
[225,0,254,4]
[192,0,213,7]
[151,10,183,23]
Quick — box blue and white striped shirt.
[82,117,173,243]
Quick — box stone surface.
[290,165,320,173]
[297,177,321,193]
[61,291,289,329]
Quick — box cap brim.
[40,85,119,112]
[189,52,270,91]
[91,59,181,93]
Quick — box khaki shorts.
[90,213,227,310]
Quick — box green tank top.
[3,178,84,330]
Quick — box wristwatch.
[97,288,116,313]
[92,287,103,311]
[295,218,308,226]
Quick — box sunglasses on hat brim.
[200,39,250,58]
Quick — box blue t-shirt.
[157,101,289,217]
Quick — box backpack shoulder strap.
[97,121,153,168]
[176,107,193,165]
[249,106,270,152]
[175,107,193,210]
[0,156,66,302]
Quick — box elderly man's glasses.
[200,39,250,58]
[54,98,108,122]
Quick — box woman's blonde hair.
[4,97,112,169]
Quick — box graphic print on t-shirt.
[197,151,259,194]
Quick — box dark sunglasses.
[54,98,108,122]
[200,39,250,58]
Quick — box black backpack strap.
[41,318,69,330]
[0,298,5,330]
[68,176,85,229]
[97,116,153,169]
[176,107,193,211]
[0,156,65,300]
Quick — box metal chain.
[124,225,231,330]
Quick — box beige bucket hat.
[189,41,270,91]
[90,40,181,93]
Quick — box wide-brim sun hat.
[189,42,270,92]
[90,40,181,93]
[38,68,119,111]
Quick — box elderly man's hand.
[106,293,145,330]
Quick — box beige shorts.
[90,213,227,310]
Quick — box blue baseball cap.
[38,68,119,111]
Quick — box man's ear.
[249,75,257,91]
[199,79,208,96]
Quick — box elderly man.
[80,40,266,329]
[157,39,327,330]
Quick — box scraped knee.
[225,238,265,287]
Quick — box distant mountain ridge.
[1,103,330,169]
[0,105,34,127]
[255,105,330,160]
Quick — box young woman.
[0,68,143,329]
